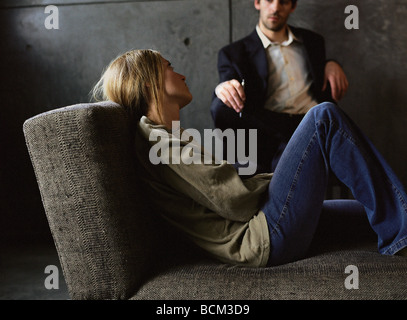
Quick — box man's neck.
[259,23,289,43]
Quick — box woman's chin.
[180,95,193,109]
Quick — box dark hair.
[256,0,297,7]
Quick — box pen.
[239,79,245,118]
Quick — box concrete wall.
[1,0,407,243]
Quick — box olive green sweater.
[135,116,271,267]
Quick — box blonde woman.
[93,49,407,267]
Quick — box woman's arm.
[161,142,272,222]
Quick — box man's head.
[254,0,297,33]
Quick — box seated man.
[210,0,348,174]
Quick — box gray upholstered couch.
[23,101,407,300]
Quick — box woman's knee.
[312,102,338,113]
[308,102,342,122]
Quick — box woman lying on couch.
[92,49,407,267]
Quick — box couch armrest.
[23,102,153,299]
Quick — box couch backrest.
[23,101,155,299]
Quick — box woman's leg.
[262,102,407,266]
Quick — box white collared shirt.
[256,25,318,114]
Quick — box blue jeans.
[262,102,407,266]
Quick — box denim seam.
[324,118,407,256]
[382,184,407,255]
[269,130,319,237]
[392,183,407,211]
[383,236,407,255]
[269,117,358,237]
[322,119,358,146]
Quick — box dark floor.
[0,241,70,300]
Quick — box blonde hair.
[92,49,164,122]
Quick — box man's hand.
[215,79,246,113]
[323,61,349,101]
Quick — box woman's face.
[161,57,192,109]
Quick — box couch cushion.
[133,251,407,300]
[134,209,407,299]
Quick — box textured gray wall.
[1,0,407,242]
[1,0,229,241]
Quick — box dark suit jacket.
[211,26,333,125]
[210,26,334,173]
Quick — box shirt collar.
[256,25,300,48]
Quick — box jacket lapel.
[245,30,268,93]
[290,26,317,84]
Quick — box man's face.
[255,0,297,32]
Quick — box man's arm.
[212,49,246,113]
[323,60,349,102]
[299,27,348,103]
